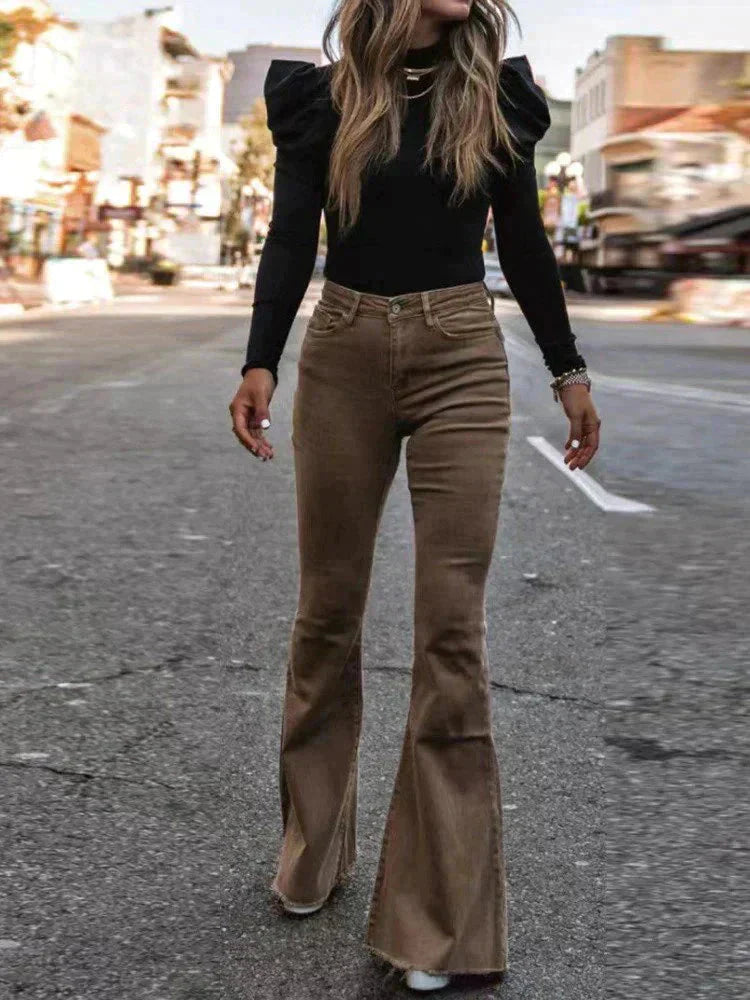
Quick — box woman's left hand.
[560,385,601,471]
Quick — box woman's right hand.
[229,368,276,461]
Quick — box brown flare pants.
[273,276,512,975]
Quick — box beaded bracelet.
[550,366,591,403]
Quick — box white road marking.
[593,371,750,411]
[526,436,656,514]
[501,329,750,412]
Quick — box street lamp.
[544,152,584,191]
[543,152,586,268]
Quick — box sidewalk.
[4,272,744,330]
[4,271,153,311]
[493,290,668,324]
[564,291,666,323]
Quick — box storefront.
[60,114,106,253]
[1,198,63,277]
[0,112,105,275]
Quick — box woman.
[230,0,601,991]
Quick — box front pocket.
[433,304,500,340]
[306,301,348,337]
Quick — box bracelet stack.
[550,365,592,403]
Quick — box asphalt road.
[1,283,745,998]
[494,297,750,999]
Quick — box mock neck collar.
[403,35,448,69]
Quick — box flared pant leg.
[271,326,401,908]
[365,316,512,974]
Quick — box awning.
[603,231,666,248]
[664,205,750,240]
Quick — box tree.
[223,96,275,253]
[236,97,275,190]
[0,6,54,132]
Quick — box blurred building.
[572,36,747,200]
[72,5,235,265]
[0,0,106,273]
[222,44,322,163]
[224,43,323,123]
[572,36,749,288]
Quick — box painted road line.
[501,330,750,412]
[526,435,656,514]
[592,371,750,411]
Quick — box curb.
[0,303,25,318]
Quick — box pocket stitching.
[433,311,499,340]
[307,302,348,337]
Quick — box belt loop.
[344,290,361,325]
[421,289,434,327]
[482,279,495,311]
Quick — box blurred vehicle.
[577,206,750,297]
[483,259,511,297]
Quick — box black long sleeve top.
[243,39,587,383]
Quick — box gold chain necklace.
[403,64,437,81]
[403,64,437,100]
[405,80,435,100]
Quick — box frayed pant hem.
[271,851,358,910]
[365,940,508,977]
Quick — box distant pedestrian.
[230,0,600,992]
[76,235,100,259]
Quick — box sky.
[56,1,748,100]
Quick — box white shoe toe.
[281,899,325,915]
[405,969,451,991]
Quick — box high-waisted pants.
[273,276,512,975]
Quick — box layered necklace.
[402,62,439,100]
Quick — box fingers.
[229,395,274,461]
[245,397,274,461]
[564,407,582,450]
[565,408,601,471]
[576,418,601,470]
[564,411,583,467]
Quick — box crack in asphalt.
[0,653,204,709]
[0,759,179,791]
[97,720,179,766]
[364,665,600,708]
[0,760,179,792]
[489,679,601,708]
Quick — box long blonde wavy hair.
[321,0,523,234]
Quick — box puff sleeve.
[242,61,332,383]
[489,56,587,378]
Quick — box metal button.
[391,302,401,314]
